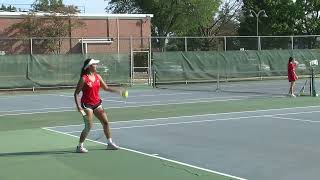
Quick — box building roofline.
[0,12,153,19]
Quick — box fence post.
[224,36,227,51]
[29,38,34,91]
[30,38,33,55]
[130,36,133,86]
[184,37,187,52]
[291,36,294,50]
[148,37,152,85]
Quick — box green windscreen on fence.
[0,55,34,89]
[0,53,130,89]
[153,49,320,95]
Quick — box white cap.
[84,59,100,70]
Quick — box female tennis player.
[287,57,298,97]
[74,58,120,153]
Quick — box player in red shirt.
[74,58,121,153]
[287,57,298,97]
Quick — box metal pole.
[30,38,33,55]
[250,10,268,48]
[117,18,120,55]
[256,16,259,36]
[148,37,152,85]
[81,37,84,54]
[291,36,294,50]
[224,36,227,51]
[184,37,187,52]
[153,71,156,88]
[130,36,133,86]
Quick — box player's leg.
[77,108,94,153]
[292,81,296,93]
[94,106,119,150]
[289,81,296,97]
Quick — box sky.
[1,0,109,13]
[1,0,297,14]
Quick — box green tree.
[0,4,17,11]
[239,0,297,36]
[238,0,320,49]
[295,0,320,35]
[236,0,297,50]
[4,0,84,54]
[31,0,78,13]
[294,0,320,48]
[108,0,221,36]
[185,0,242,51]
[107,0,222,50]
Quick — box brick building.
[0,12,153,54]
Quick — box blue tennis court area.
[44,104,320,180]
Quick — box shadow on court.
[0,147,116,157]
[0,150,75,157]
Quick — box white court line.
[43,105,320,129]
[56,94,125,102]
[0,106,73,113]
[56,92,194,98]
[102,99,125,103]
[0,109,75,117]
[272,116,320,123]
[58,94,263,103]
[64,110,320,134]
[0,94,49,99]
[0,94,255,114]
[0,97,249,117]
[41,127,247,180]
[104,95,267,105]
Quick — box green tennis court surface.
[1,88,320,180]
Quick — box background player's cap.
[84,58,100,69]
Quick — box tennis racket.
[298,79,309,96]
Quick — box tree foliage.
[4,0,84,54]
[238,0,320,36]
[107,0,245,50]
[31,0,79,13]
[238,0,295,36]
[236,0,320,49]
[0,4,17,12]
[295,0,320,35]
[195,0,242,37]
[107,0,222,37]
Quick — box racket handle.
[80,110,86,116]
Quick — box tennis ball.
[122,90,128,98]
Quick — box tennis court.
[1,87,320,180]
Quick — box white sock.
[107,138,113,144]
[79,142,84,147]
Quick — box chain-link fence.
[1,35,320,90]
[151,35,320,51]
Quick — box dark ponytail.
[288,57,293,63]
[80,58,92,78]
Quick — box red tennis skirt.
[288,74,297,82]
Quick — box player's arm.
[74,77,85,112]
[288,64,295,74]
[290,64,298,77]
[97,74,121,94]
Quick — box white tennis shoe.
[107,142,119,150]
[76,146,88,153]
[288,93,296,98]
